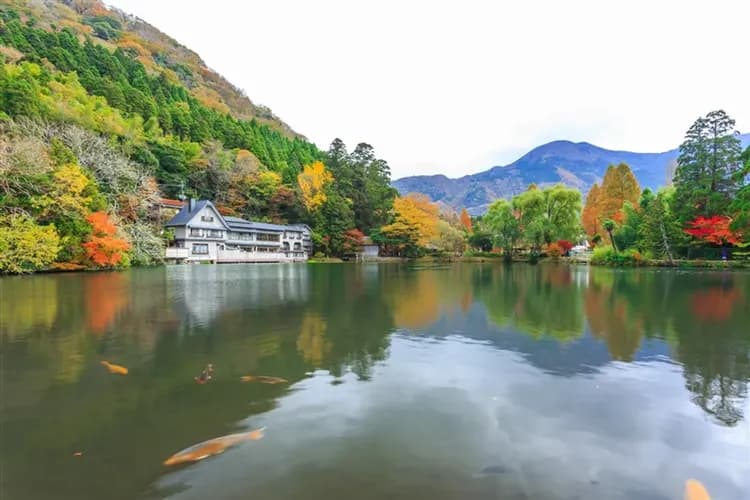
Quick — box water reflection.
[1,264,749,499]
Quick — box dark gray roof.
[165,200,212,227]
[167,200,308,233]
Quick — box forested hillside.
[0,0,401,272]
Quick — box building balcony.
[165,247,189,259]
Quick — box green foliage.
[673,110,743,221]
[484,198,520,257]
[467,231,493,251]
[0,213,60,273]
[591,246,644,266]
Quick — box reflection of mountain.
[417,303,671,377]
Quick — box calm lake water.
[1,263,749,500]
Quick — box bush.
[591,246,646,266]
[545,242,563,258]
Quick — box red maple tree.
[342,228,365,254]
[82,211,131,267]
[684,215,741,246]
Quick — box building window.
[189,228,202,237]
[192,243,209,255]
[201,215,214,222]
[257,233,280,242]
[208,230,223,238]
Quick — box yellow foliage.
[193,87,231,114]
[296,312,330,366]
[47,164,92,218]
[41,73,144,140]
[297,161,333,212]
[384,194,440,247]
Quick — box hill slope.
[1,0,300,137]
[394,134,750,214]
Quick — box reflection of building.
[164,199,311,263]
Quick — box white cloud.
[107,0,750,179]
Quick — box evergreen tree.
[673,110,742,221]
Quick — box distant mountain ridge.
[393,134,750,214]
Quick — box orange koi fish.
[100,361,128,375]
[240,375,288,384]
[163,428,265,466]
[684,479,711,500]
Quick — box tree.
[603,219,617,253]
[684,216,741,248]
[297,161,333,213]
[0,214,60,273]
[673,110,742,221]
[599,163,641,224]
[82,211,131,267]
[436,220,466,255]
[382,194,440,248]
[582,183,602,237]
[513,185,546,253]
[484,199,520,258]
[468,231,493,252]
[613,202,642,251]
[459,208,473,233]
[640,190,682,263]
[342,228,365,255]
[728,145,750,234]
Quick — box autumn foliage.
[459,208,473,233]
[297,161,333,212]
[382,194,440,248]
[582,163,641,237]
[82,212,130,267]
[684,216,741,246]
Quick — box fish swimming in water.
[240,375,288,384]
[684,479,711,500]
[194,363,214,384]
[163,428,265,466]
[100,361,128,375]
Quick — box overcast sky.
[108,0,749,179]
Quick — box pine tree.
[673,110,742,221]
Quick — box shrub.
[591,246,646,266]
[545,242,564,258]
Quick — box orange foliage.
[85,273,129,335]
[459,208,473,233]
[582,183,601,237]
[545,242,563,258]
[690,287,741,322]
[82,211,130,267]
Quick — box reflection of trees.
[584,269,645,361]
[296,312,330,366]
[85,272,129,335]
[671,278,749,426]
[584,269,749,426]
[477,264,584,342]
[0,275,58,339]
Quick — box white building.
[164,199,312,263]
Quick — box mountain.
[1,0,300,138]
[393,134,750,214]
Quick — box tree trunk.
[659,220,673,264]
[608,229,617,253]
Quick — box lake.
[1,263,749,500]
